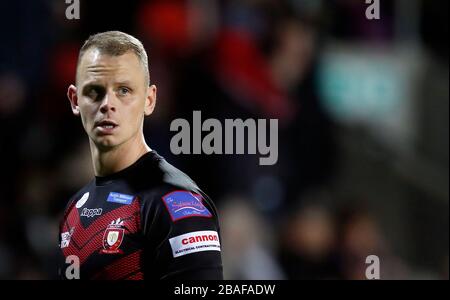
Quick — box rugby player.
[58,31,223,280]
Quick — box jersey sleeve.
[141,188,223,280]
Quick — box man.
[58,31,223,280]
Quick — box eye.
[88,89,98,99]
[118,87,131,96]
[85,87,103,101]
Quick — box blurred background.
[0,0,448,279]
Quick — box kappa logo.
[100,218,125,254]
[80,207,103,218]
[75,192,89,209]
[61,227,75,249]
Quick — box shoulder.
[135,153,223,278]
[138,152,216,215]
[139,182,219,230]
[151,151,200,192]
[123,151,219,232]
[138,155,220,232]
[63,180,95,213]
[59,180,94,232]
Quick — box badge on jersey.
[162,191,212,222]
[100,218,125,254]
[60,227,74,249]
[169,230,221,258]
[107,192,135,205]
[75,192,89,208]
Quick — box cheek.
[79,104,96,128]
[130,108,144,129]
[128,99,145,123]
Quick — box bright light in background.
[317,44,424,154]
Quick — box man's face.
[68,48,156,150]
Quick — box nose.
[99,90,116,114]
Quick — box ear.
[144,84,157,116]
[67,84,81,116]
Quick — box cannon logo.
[169,231,221,258]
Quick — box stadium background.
[0,0,448,279]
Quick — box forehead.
[77,48,144,84]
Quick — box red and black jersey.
[58,150,223,280]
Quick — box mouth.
[94,119,119,134]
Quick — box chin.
[94,136,120,151]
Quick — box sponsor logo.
[107,192,135,205]
[162,191,212,222]
[100,218,125,254]
[61,227,75,249]
[75,192,89,209]
[80,207,103,218]
[169,230,221,258]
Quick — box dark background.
[0,0,448,279]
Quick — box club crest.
[100,218,125,254]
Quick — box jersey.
[57,150,223,280]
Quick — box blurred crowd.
[0,0,448,279]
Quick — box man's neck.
[90,134,151,177]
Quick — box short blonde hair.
[77,31,150,85]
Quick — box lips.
[95,119,118,128]
[94,119,118,134]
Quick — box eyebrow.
[81,82,104,94]
[82,79,103,87]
